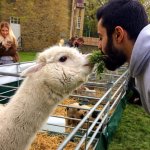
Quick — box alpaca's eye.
[59,56,67,62]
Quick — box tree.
[83,0,150,37]
[83,0,108,37]
[143,0,150,20]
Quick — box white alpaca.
[0,46,93,150]
[0,104,5,112]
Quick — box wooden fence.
[83,37,99,46]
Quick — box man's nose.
[98,40,102,49]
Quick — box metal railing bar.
[0,85,18,89]
[74,102,110,149]
[70,94,101,100]
[0,89,16,95]
[0,98,8,102]
[0,72,23,78]
[86,114,109,150]
[57,104,100,111]
[84,82,107,87]
[110,92,126,111]
[0,95,11,99]
[109,81,126,101]
[86,92,125,149]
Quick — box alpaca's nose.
[83,53,94,68]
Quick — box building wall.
[0,0,72,51]
[75,8,85,37]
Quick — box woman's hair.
[0,21,18,46]
[96,0,148,41]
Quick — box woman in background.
[65,37,84,48]
[0,21,19,64]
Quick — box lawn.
[18,51,150,150]
[18,51,37,62]
[108,104,150,150]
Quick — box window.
[10,17,20,24]
[76,16,81,29]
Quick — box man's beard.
[102,36,127,71]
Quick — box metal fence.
[0,62,128,149]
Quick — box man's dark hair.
[96,0,148,41]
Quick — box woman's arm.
[0,42,19,62]
[0,46,16,56]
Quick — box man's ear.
[114,26,124,43]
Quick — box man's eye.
[59,56,67,62]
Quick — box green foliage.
[83,0,108,37]
[89,50,105,76]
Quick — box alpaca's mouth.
[84,63,90,66]
[83,63,94,68]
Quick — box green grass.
[18,52,150,150]
[109,104,150,150]
[18,51,37,62]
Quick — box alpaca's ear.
[20,63,45,77]
[37,53,47,64]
